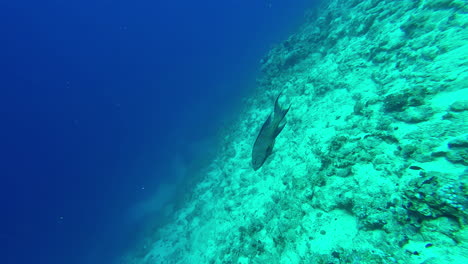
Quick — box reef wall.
[123,0,468,263]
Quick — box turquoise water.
[122,0,468,263]
[1,0,467,263]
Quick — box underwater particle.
[425,243,433,248]
[409,165,423,170]
[320,230,326,235]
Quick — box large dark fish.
[251,91,291,171]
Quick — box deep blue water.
[0,1,316,263]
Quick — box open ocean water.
[0,1,315,263]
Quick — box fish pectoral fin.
[266,143,274,156]
[264,114,272,126]
[274,122,287,137]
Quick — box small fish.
[251,91,291,170]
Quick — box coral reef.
[121,0,468,263]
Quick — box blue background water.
[0,0,317,263]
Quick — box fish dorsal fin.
[274,90,285,117]
[279,104,291,123]
[274,90,291,123]
[260,114,272,130]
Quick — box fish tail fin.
[274,122,287,137]
[274,90,291,121]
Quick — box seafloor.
[122,0,468,263]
